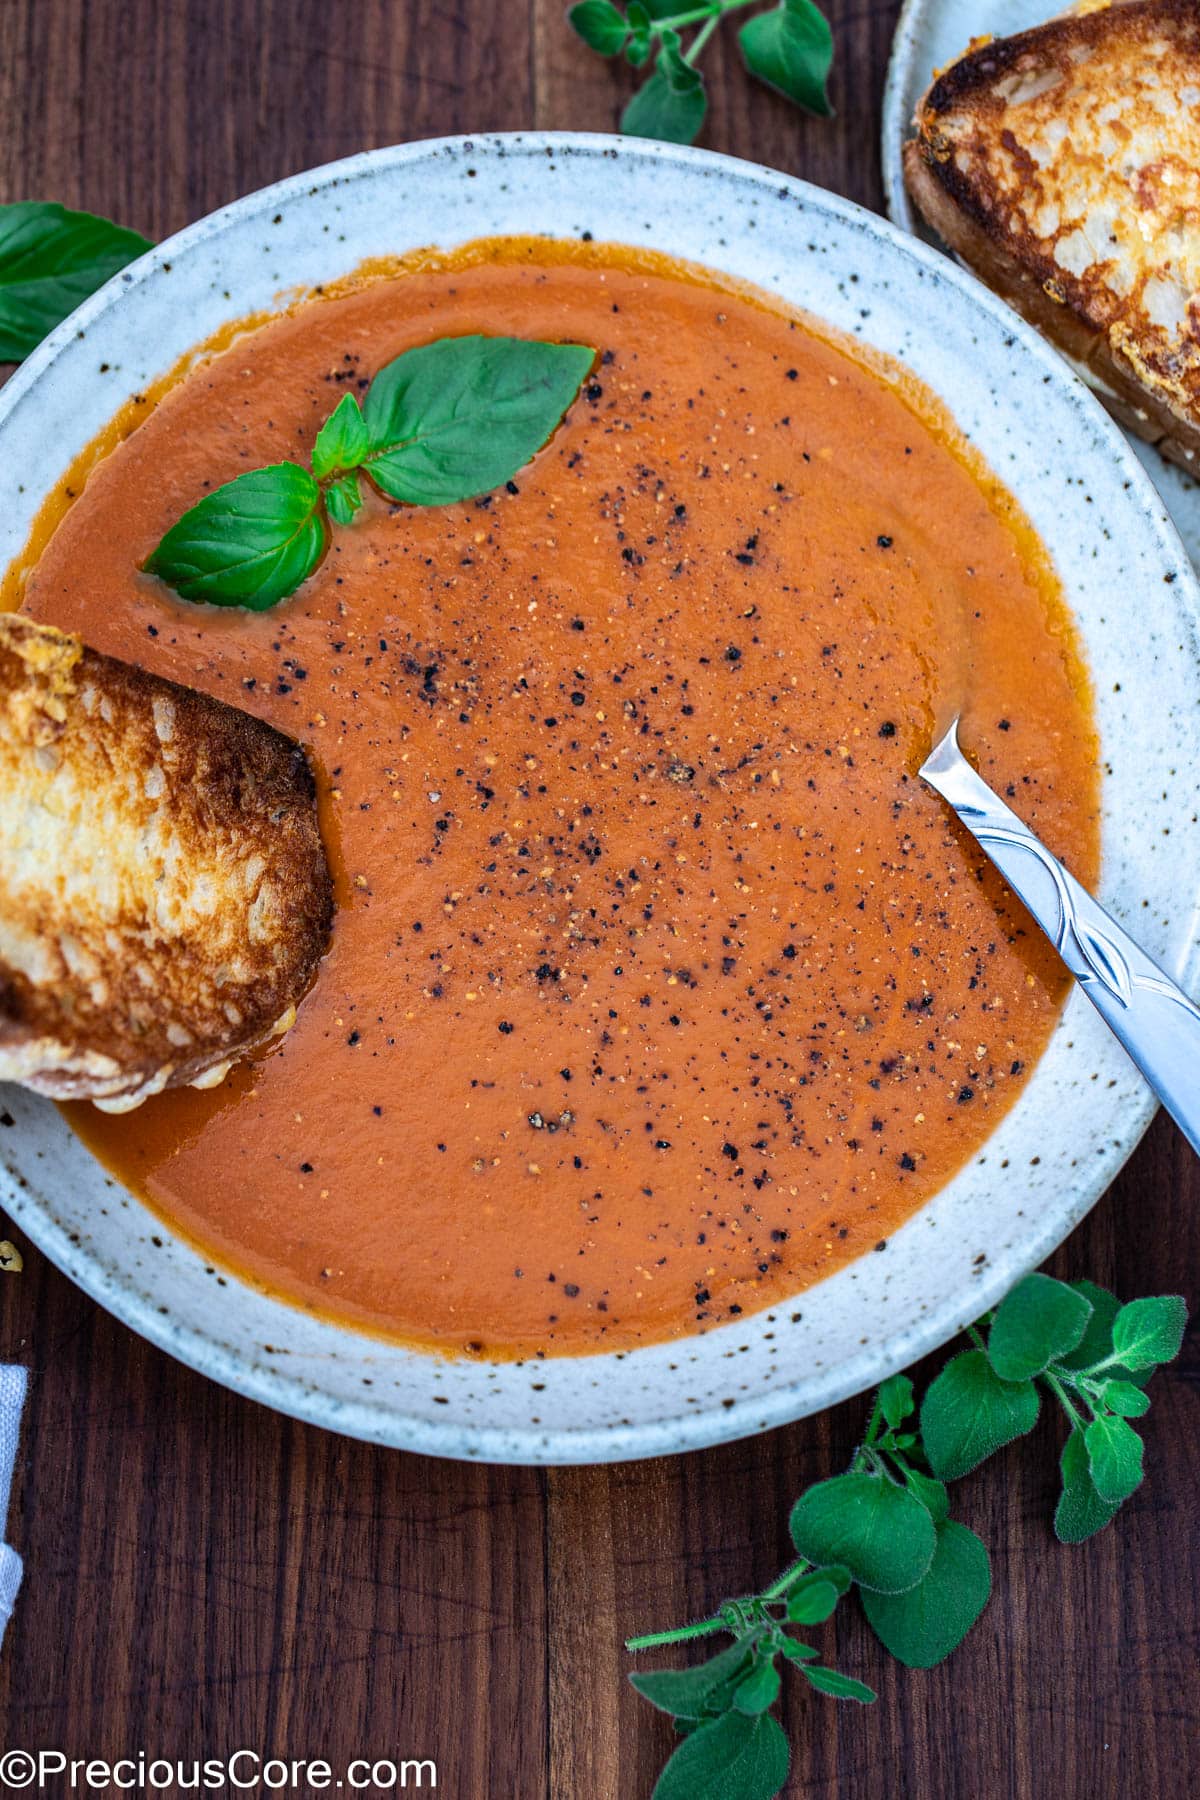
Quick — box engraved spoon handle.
[920,719,1200,1157]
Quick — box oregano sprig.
[628,1274,1188,1800]
[568,0,833,146]
[145,335,595,610]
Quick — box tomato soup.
[12,239,1099,1358]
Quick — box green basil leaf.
[312,391,369,479]
[1084,1414,1144,1504]
[789,1471,936,1594]
[786,1580,840,1625]
[901,1466,950,1526]
[652,1711,789,1800]
[987,1273,1092,1381]
[1060,1281,1150,1385]
[325,472,363,527]
[568,0,630,55]
[920,1350,1040,1480]
[738,0,833,120]
[621,48,708,144]
[361,334,593,506]
[860,1520,991,1668]
[1109,1295,1188,1372]
[1054,1425,1119,1543]
[145,463,325,610]
[732,1658,781,1714]
[800,1665,876,1703]
[0,201,151,361]
[878,1373,914,1429]
[1098,1379,1151,1419]
[630,1634,758,1720]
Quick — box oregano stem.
[763,1557,813,1602]
[647,1,723,29]
[653,0,757,31]
[626,1615,727,1651]
[685,13,721,61]
[882,1445,912,1482]
[1079,1350,1126,1378]
[967,1324,988,1352]
[1043,1368,1084,1429]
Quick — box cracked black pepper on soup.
[20,237,1099,1356]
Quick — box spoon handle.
[921,720,1200,1157]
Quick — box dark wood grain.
[1,5,1197,1796]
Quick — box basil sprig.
[145,465,327,612]
[146,334,595,610]
[628,1275,1187,1800]
[0,201,151,362]
[568,0,833,146]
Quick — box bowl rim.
[0,129,1194,1463]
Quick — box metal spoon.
[920,718,1200,1156]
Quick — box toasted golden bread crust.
[905,0,1200,468]
[0,615,332,1106]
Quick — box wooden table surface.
[0,4,1197,1796]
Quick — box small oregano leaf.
[1054,1425,1119,1543]
[732,1658,782,1714]
[920,1350,1040,1480]
[325,473,363,526]
[651,1710,790,1800]
[0,200,152,361]
[901,1466,950,1526]
[362,334,594,506]
[1060,1282,1121,1368]
[738,0,834,119]
[878,1373,915,1429]
[621,44,708,144]
[779,1639,819,1664]
[568,0,630,55]
[790,1471,936,1594]
[1084,1414,1144,1505]
[1098,1380,1151,1419]
[312,391,369,479]
[1109,1296,1188,1373]
[800,1665,876,1703]
[987,1273,1092,1381]
[630,1634,758,1721]
[860,1521,991,1668]
[786,1580,840,1625]
[145,463,325,609]
[1060,1281,1150,1385]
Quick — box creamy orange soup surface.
[12,238,1100,1358]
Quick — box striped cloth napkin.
[0,1365,26,1645]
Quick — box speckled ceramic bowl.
[1,134,1198,1463]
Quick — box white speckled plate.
[2,134,1199,1463]
[881,0,1200,569]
